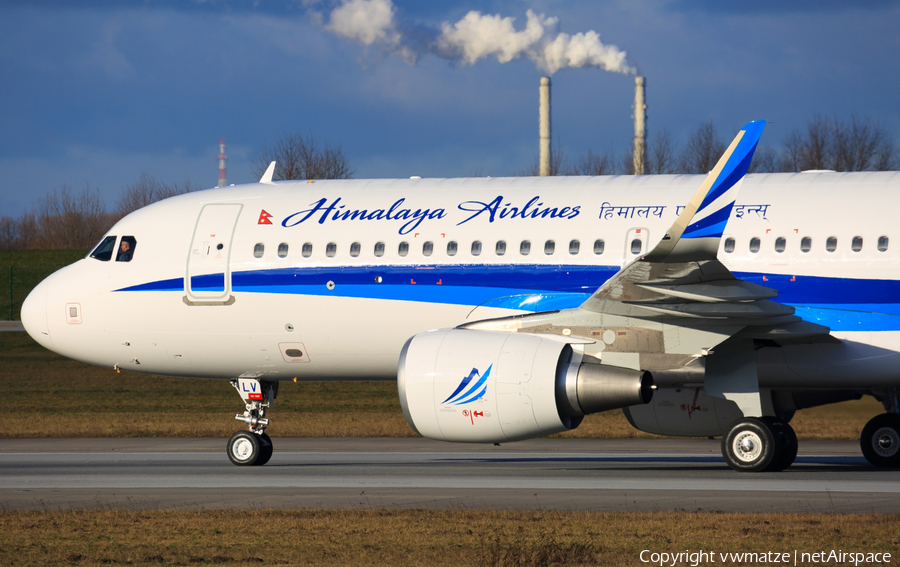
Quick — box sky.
[1,0,898,216]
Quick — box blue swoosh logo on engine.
[442,365,492,405]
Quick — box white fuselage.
[21,171,900,383]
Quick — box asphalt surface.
[1,437,896,512]
[0,321,24,332]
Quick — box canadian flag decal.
[258,210,273,225]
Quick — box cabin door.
[185,203,243,304]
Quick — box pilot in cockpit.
[116,236,137,262]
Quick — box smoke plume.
[316,0,635,75]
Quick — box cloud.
[315,0,635,75]
[323,0,417,63]
[436,10,634,75]
[326,0,398,46]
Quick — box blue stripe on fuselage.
[115,265,900,331]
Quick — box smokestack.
[633,76,647,175]
[217,137,227,187]
[539,77,551,177]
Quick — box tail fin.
[644,120,766,262]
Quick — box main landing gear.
[721,417,798,472]
[227,378,278,466]
[860,413,900,467]
[860,388,900,468]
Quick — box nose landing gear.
[228,430,273,466]
[228,378,278,466]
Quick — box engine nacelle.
[398,328,653,443]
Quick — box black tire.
[860,413,900,467]
[227,431,261,466]
[765,419,798,472]
[721,417,776,472]
[256,433,274,466]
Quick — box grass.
[0,509,896,567]
[0,249,87,320]
[0,331,411,438]
[0,331,885,440]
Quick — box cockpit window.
[116,236,137,262]
[90,236,117,261]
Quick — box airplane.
[20,120,900,472]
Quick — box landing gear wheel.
[228,379,279,467]
[764,418,798,472]
[228,431,262,466]
[860,413,900,467]
[256,433,274,466]
[722,418,776,472]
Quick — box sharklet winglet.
[644,120,766,263]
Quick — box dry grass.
[0,332,885,440]
[1,332,414,438]
[0,509,897,567]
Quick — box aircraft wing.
[581,121,803,325]
[463,120,831,374]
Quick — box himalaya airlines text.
[280,196,581,235]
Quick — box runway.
[0,321,24,332]
[2,438,897,512]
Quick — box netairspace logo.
[639,549,892,567]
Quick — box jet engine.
[397,328,654,443]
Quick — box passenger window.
[569,240,580,255]
[723,238,735,253]
[302,243,313,258]
[878,236,889,252]
[852,236,863,252]
[630,239,642,255]
[326,242,337,258]
[398,242,409,257]
[350,242,361,257]
[423,241,433,257]
[116,236,137,262]
[593,239,605,255]
[544,240,555,255]
[253,243,265,258]
[520,240,531,255]
[774,237,786,253]
[471,241,482,256]
[826,237,837,252]
[447,241,458,256]
[749,237,760,253]
[374,242,385,257]
[801,237,811,253]
[495,240,506,256]
[90,235,117,261]
[277,243,289,258]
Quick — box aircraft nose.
[21,280,53,350]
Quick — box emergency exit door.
[185,203,242,303]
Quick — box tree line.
[535,114,897,176]
[0,133,355,251]
[1,116,895,250]
[0,175,197,251]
